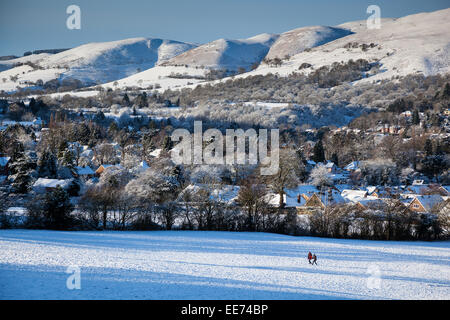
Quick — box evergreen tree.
[162,135,173,151]
[29,98,37,115]
[134,92,148,108]
[412,109,420,125]
[141,132,156,159]
[122,93,130,106]
[60,148,76,171]
[330,153,339,166]
[32,186,74,230]
[424,138,433,157]
[57,141,68,160]
[108,121,119,134]
[442,83,450,99]
[9,146,36,194]
[312,140,325,163]
[37,150,57,178]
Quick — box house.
[80,148,94,159]
[282,184,320,208]
[178,183,241,206]
[295,188,345,214]
[32,178,72,193]
[76,166,95,180]
[400,111,412,118]
[364,186,379,197]
[132,161,150,173]
[329,172,350,184]
[389,125,401,134]
[341,189,369,202]
[325,161,337,173]
[344,161,360,172]
[305,160,316,172]
[95,164,123,176]
[404,184,430,195]
[408,194,444,213]
[443,108,450,116]
[149,149,162,158]
[0,156,10,175]
[441,186,450,196]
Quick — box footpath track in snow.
[0,230,449,299]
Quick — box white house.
[32,178,72,193]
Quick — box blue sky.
[0,0,449,56]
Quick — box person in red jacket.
[308,252,312,264]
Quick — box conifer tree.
[312,140,325,163]
[9,144,36,193]
[37,149,57,178]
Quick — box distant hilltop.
[0,55,19,61]
[23,48,71,56]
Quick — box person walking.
[307,251,312,264]
[312,253,317,265]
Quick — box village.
[0,96,449,240]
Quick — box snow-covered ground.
[164,33,279,70]
[0,37,196,92]
[0,230,449,300]
[232,8,450,84]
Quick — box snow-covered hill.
[102,65,207,91]
[162,33,279,71]
[40,38,196,81]
[0,38,196,92]
[2,8,449,94]
[264,26,352,60]
[100,8,450,93]
[0,230,449,299]
[99,27,356,91]
[0,53,52,72]
[237,8,450,84]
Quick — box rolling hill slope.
[264,26,353,60]
[0,37,196,91]
[162,33,279,71]
[239,8,450,84]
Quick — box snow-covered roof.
[344,161,360,171]
[366,186,378,194]
[180,184,240,204]
[150,149,162,158]
[80,149,93,158]
[281,185,346,207]
[139,160,149,169]
[325,161,336,168]
[404,185,429,195]
[412,195,444,211]
[97,164,123,170]
[0,157,10,166]
[334,184,353,192]
[32,178,72,189]
[285,184,320,207]
[76,166,94,175]
[341,189,368,202]
[329,173,348,181]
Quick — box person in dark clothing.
[312,254,317,265]
[308,252,312,264]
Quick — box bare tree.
[263,148,301,208]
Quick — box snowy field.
[0,230,449,300]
